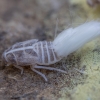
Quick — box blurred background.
[0,0,100,47]
[0,0,100,100]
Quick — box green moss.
[70,0,100,19]
[59,38,100,100]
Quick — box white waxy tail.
[53,21,100,57]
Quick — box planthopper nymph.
[2,21,100,81]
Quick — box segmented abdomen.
[3,39,61,66]
[34,41,61,65]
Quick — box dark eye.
[6,53,16,63]
[25,49,37,56]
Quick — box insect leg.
[34,65,67,74]
[30,66,48,82]
[74,68,87,74]
[14,65,24,75]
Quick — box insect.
[2,21,100,81]
[2,39,67,82]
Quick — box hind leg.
[30,65,48,82]
[34,65,67,74]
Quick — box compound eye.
[6,53,16,64]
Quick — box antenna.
[54,18,59,39]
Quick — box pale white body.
[2,40,66,82]
[2,21,100,81]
